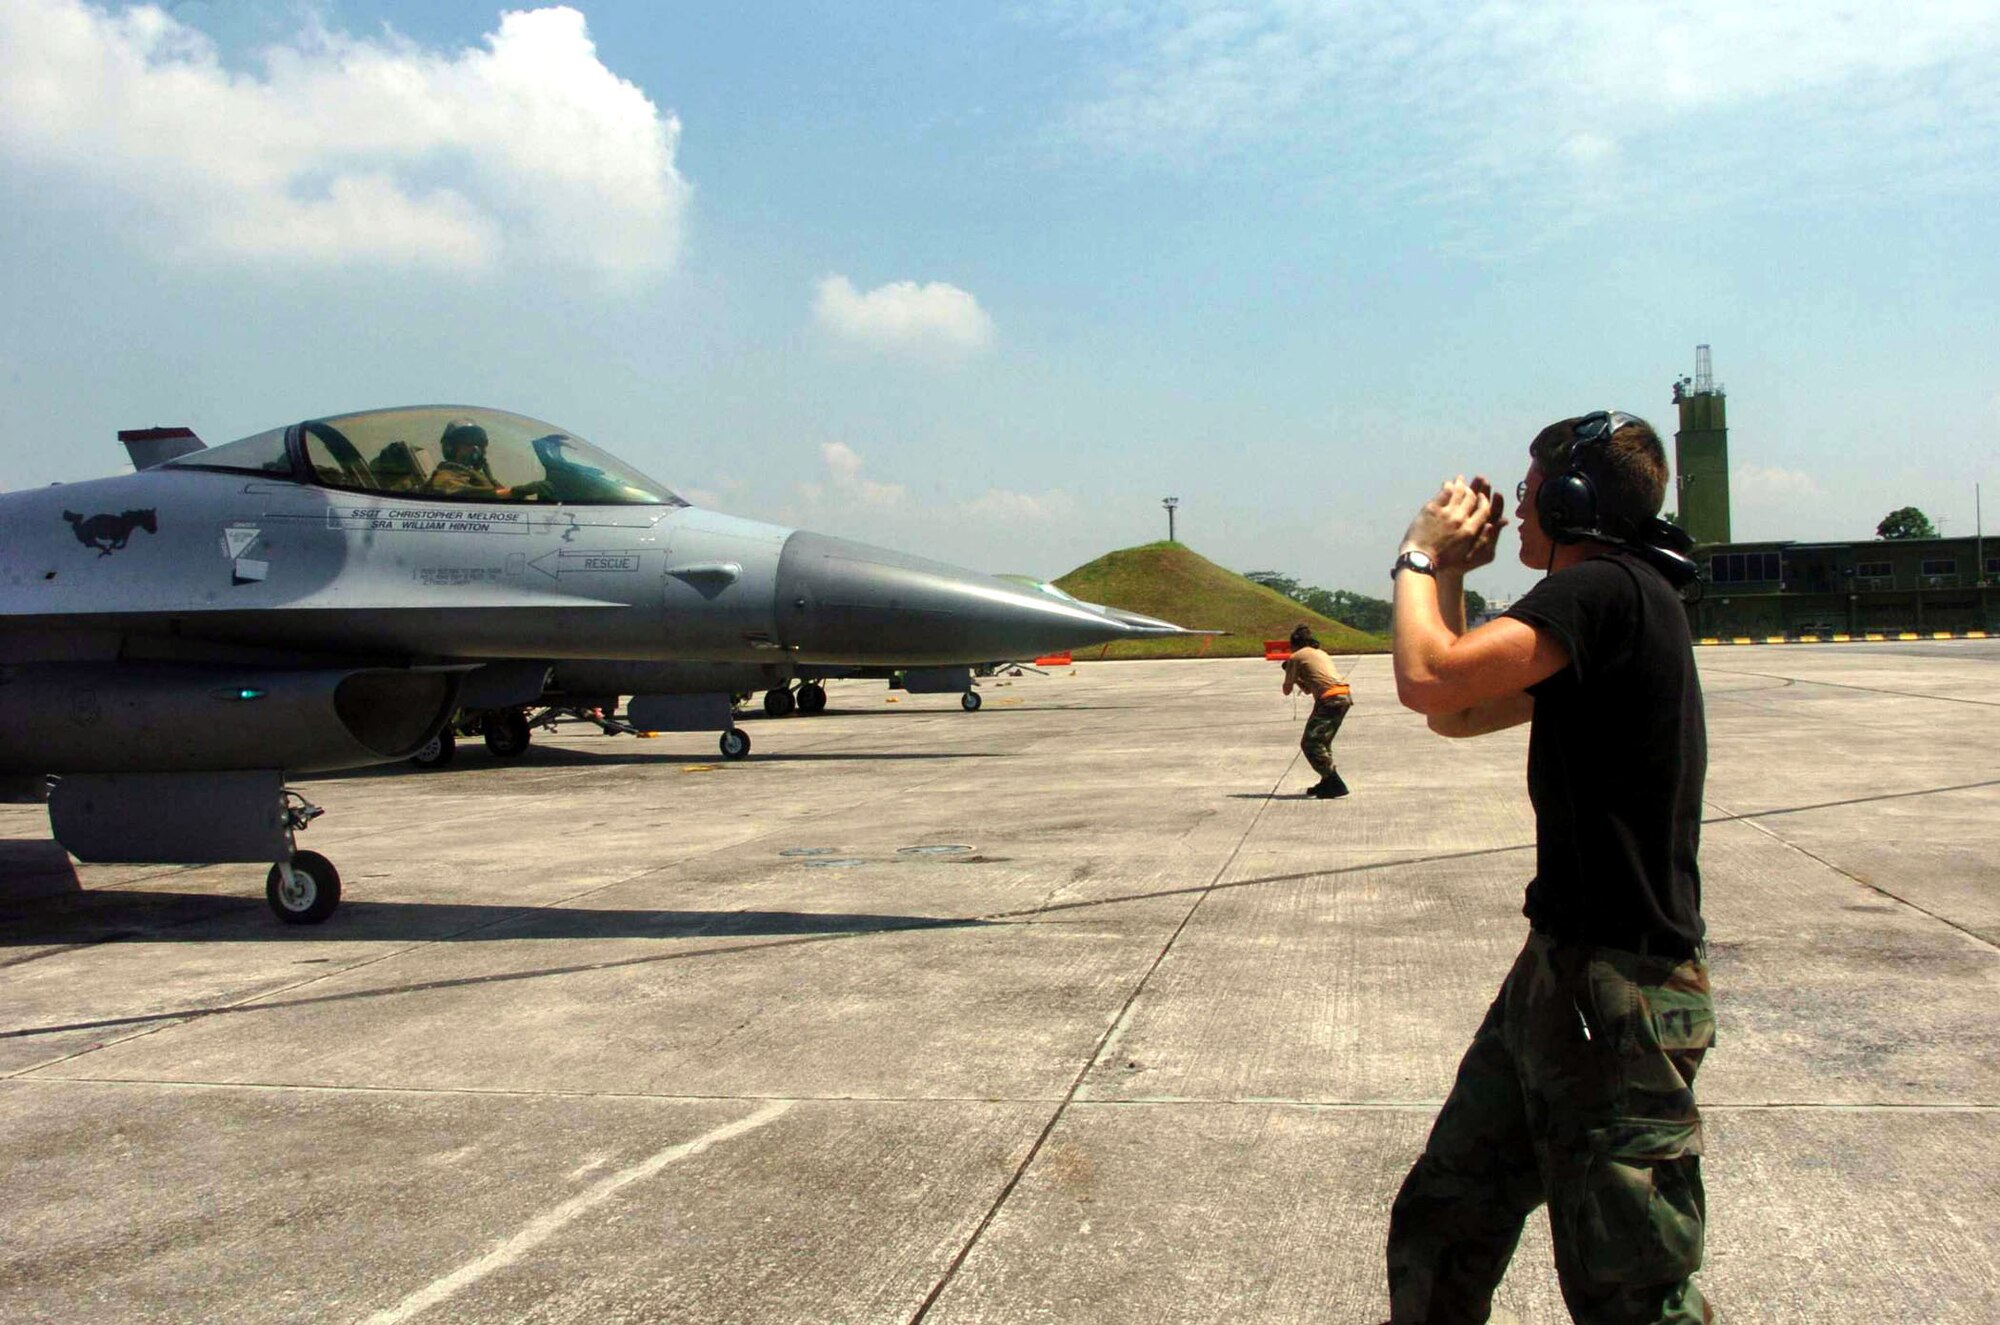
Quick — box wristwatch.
[1392,549,1438,581]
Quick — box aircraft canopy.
[166,406,684,507]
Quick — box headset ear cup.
[1536,471,1597,544]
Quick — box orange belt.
[1318,684,1351,700]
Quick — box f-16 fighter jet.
[0,404,1189,922]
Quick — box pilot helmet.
[440,419,489,460]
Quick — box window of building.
[1709,551,1782,584]
[1851,559,1896,590]
[1916,556,1959,588]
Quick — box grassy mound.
[1051,541,1385,659]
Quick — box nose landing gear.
[267,849,342,924]
[265,791,339,924]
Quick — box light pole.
[1163,497,1179,543]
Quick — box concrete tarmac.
[1,644,1996,1323]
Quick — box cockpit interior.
[165,405,684,507]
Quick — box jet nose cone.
[775,532,1168,664]
[1095,604,1189,635]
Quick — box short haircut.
[1289,624,1319,650]
[1530,414,1668,529]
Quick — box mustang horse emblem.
[63,509,158,556]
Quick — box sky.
[2,0,1996,600]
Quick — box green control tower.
[1671,344,1730,545]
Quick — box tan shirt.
[1282,646,1347,698]
[427,459,499,495]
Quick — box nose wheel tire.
[961,691,983,711]
[411,726,457,769]
[763,687,797,718]
[719,729,752,760]
[483,710,533,758]
[267,850,342,924]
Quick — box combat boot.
[1318,771,1350,799]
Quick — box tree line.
[1244,570,1488,638]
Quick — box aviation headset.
[1534,410,1647,545]
[1533,409,1703,593]
[440,420,490,459]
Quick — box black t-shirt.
[1503,550,1706,955]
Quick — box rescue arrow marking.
[528,549,648,581]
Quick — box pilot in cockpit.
[427,419,538,500]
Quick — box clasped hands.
[1400,475,1508,574]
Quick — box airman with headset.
[1380,413,1716,1323]
[428,419,539,500]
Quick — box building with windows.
[1663,346,1992,638]
[1689,535,1997,639]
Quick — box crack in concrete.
[13,768,1994,1049]
[11,1077,1995,1114]
[1721,810,2000,955]
[0,735,1036,1070]
[903,746,1302,1324]
[1701,778,2000,827]
[0,921,981,1045]
[1703,666,2000,708]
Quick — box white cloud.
[0,1,688,276]
[1561,133,1618,167]
[1733,465,1825,499]
[813,275,997,357]
[1050,1,2000,226]
[773,454,1083,554]
[806,441,906,507]
[679,474,744,509]
[964,487,1078,522]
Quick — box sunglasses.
[1572,411,1623,446]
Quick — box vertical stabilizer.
[119,426,205,470]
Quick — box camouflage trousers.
[1300,696,1351,778]
[1386,933,1717,1324]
